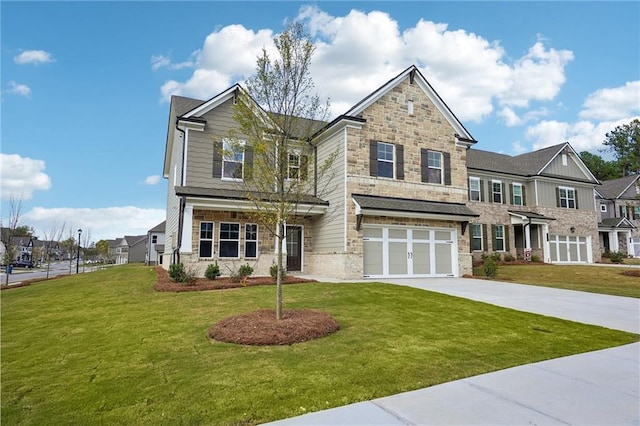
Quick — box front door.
[286,226,302,271]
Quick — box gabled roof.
[148,221,166,234]
[343,65,475,144]
[467,142,599,183]
[599,217,636,229]
[352,194,479,219]
[175,186,328,206]
[597,175,640,199]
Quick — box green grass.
[474,263,640,298]
[2,265,637,425]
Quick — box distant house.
[146,221,165,265]
[114,235,147,264]
[597,174,640,257]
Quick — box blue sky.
[2,1,639,243]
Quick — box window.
[427,151,443,184]
[288,152,300,180]
[199,222,214,258]
[469,177,481,201]
[559,187,576,209]
[562,153,568,166]
[377,142,394,178]
[471,224,483,251]
[494,225,505,251]
[512,183,523,206]
[219,223,240,258]
[407,99,414,115]
[600,204,607,213]
[152,235,157,244]
[634,206,640,220]
[492,180,503,203]
[222,139,244,180]
[245,224,258,258]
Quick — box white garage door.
[549,235,591,263]
[363,226,457,278]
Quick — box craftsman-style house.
[161,65,603,279]
[597,174,640,257]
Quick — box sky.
[2,1,639,244]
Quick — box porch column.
[180,205,193,254]
[523,222,532,249]
[609,231,619,252]
[542,223,550,263]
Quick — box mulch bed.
[208,309,340,345]
[153,267,316,292]
[621,269,640,277]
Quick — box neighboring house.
[32,239,63,263]
[11,236,35,263]
[114,235,147,264]
[106,239,119,263]
[466,144,601,264]
[596,174,640,257]
[146,221,166,265]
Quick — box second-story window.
[492,180,503,203]
[377,142,394,178]
[600,204,607,213]
[152,235,158,244]
[222,139,244,180]
[469,177,481,201]
[427,151,443,184]
[512,183,523,206]
[287,152,308,181]
[558,187,576,209]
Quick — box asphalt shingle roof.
[599,217,635,229]
[352,194,479,218]
[467,143,568,176]
[597,175,639,199]
[175,186,329,206]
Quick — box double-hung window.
[469,177,481,201]
[512,183,523,206]
[427,151,443,184]
[152,235,158,244]
[219,223,240,258]
[288,152,300,180]
[377,142,394,178]
[245,224,258,258]
[471,224,483,251]
[494,225,505,251]
[559,187,576,209]
[222,139,244,180]
[492,180,503,203]
[199,222,214,258]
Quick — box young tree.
[1,195,24,285]
[601,119,640,176]
[81,228,92,272]
[41,222,66,279]
[60,229,78,275]
[231,22,336,320]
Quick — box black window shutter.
[482,224,488,251]
[556,187,561,207]
[212,141,222,178]
[522,186,527,206]
[300,155,309,181]
[480,180,485,202]
[395,144,404,180]
[574,189,579,209]
[505,227,510,251]
[443,152,451,185]
[509,183,514,204]
[502,182,506,204]
[244,145,253,181]
[369,140,378,177]
[491,225,497,250]
[420,148,428,183]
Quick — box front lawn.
[473,263,640,298]
[2,265,637,425]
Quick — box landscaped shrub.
[609,251,625,264]
[503,253,516,262]
[168,263,187,283]
[489,252,502,262]
[270,263,286,280]
[230,263,254,283]
[483,258,498,278]
[531,254,541,263]
[205,262,221,280]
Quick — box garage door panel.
[413,242,431,275]
[549,234,590,263]
[435,243,453,275]
[363,240,383,276]
[389,242,408,275]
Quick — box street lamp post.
[76,229,82,274]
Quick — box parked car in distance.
[12,260,35,268]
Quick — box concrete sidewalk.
[264,277,640,425]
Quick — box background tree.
[1,195,24,285]
[13,225,34,237]
[232,22,336,320]
[81,228,92,271]
[60,229,78,274]
[579,151,621,180]
[42,222,66,279]
[95,239,111,263]
[601,119,640,176]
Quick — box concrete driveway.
[264,276,640,425]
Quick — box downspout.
[313,145,318,197]
[172,120,187,265]
[175,119,186,187]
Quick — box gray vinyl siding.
[536,180,596,211]
[544,154,589,180]
[185,99,245,188]
[165,130,184,256]
[312,130,346,252]
[468,172,528,206]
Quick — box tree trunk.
[276,218,284,320]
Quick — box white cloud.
[511,141,528,155]
[0,153,52,199]
[579,81,640,121]
[525,116,639,152]
[145,175,161,185]
[498,106,550,127]
[24,206,166,244]
[14,50,54,65]
[6,81,31,98]
[151,53,196,71]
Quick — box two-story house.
[466,144,601,263]
[597,174,640,257]
[162,65,479,279]
[114,235,147,264]
[146,221,166,265]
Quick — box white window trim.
[218,222,241,259]
[469,177,481,202]
[471,223,483,251]
[512,183,523,206]
[198,221,214,259]
[559,186,576,209]
[245,223,258,259]
[600,204,607,213]
[377,141,395,179]
[428,151,443,185]
[287,151,301,181]
[407,99,414,115]
[495,225,505,252]
[492,180,503,203]
[562,153,568,166]
[222,139,245,182]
